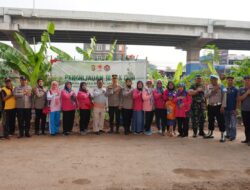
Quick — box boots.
[220,132,226,143]
[198,125,205,136]
[192,128,198,138]
[115,126,120,134]
[204,130,214,139]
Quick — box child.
[166,92,176,137]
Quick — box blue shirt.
[225,86,238,111]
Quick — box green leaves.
[47,22,55,35]
[105,40,117,61]
[50,45,73,61]
[173,62,183,86]
[0,22,56,87]
[76,36,96,60]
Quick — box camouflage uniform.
[190,84,206,136]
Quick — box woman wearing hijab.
[164,81,177,135]
[77,82,92,135]
[47,81,61,136]
[174,83,192,137]
[132,81,144,134]
[142,80,155,135]
[61,81,77,136]
[153,80,167,136]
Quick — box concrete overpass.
[1,7,250,73]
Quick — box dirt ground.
[0,126,250,190]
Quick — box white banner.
[52,61,147,91]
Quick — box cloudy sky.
[1,0,250,69]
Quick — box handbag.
[42,106,50,115]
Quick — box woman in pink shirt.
[61,81,77,136]
[47,81,61,136]
[77,82,92,135]
[142,80,154,135]
[153,80,167,135]
[175,83,192,137]
[132,81,144,134]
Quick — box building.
[83,43,127,61]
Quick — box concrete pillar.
[185,48,203,75]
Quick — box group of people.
[0,74,250,146]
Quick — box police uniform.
[204,75,227,142]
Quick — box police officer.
[106,74,122,134]
[188,74,206,137]
[204,75,227,142]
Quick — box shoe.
[204,130,214,139]
[241,140,248,143]
[177,134,182,137]
[220,132,226,143]
[108,130,114,134]
[63,132,69,136]
[25,134,31,138]
[162,131,165,136]
[99,130,105,134]
[80,131,87,135]
[248,142,250,146]
[158,129,162,134]
[17,135,24,139]
[192,134,197,138]
[50,134,56,136]
[229,138,235,141]
[225,135,230,139]
[198,130,205,136]
[95,132,100,135]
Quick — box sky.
[1,0,250,69]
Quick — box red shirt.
[133,89,143,111]
[61,89,77,111]
[77,91,92,110]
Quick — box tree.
[0,22,55,87]
[76,37,96,61]
[173,62,183,86]
[105,40,117,61]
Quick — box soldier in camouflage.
[188,75,206,137]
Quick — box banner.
[52,61,147,91]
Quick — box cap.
[4,78,11,83]
[146,79,153,84]
[226,76,234,79]
[20,76,27,80]
[112,74,118,79]
[210,74,219,80]
[195,74,202,79]
[243,75,250,80]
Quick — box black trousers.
[207,105,225,132]
[122,108,133,134]
[155,109,167,132]
[35,109,46,134]
[63,110,75,133]
[242,111,250,142]
[4,109,16,137]
[144,111,154,132]
[79,109,91,132]
[16,108,32,136]
[177,117,189,136]
[108,106,120,130]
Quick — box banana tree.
[105,40,117,61]
[76,37,96,60]
[50,45,73,61]
[173,62,183,86]
[0,22,55,87]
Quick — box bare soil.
[0,126,250,190]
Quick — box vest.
[2,87,16,110]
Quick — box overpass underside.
[1,30,250,50]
